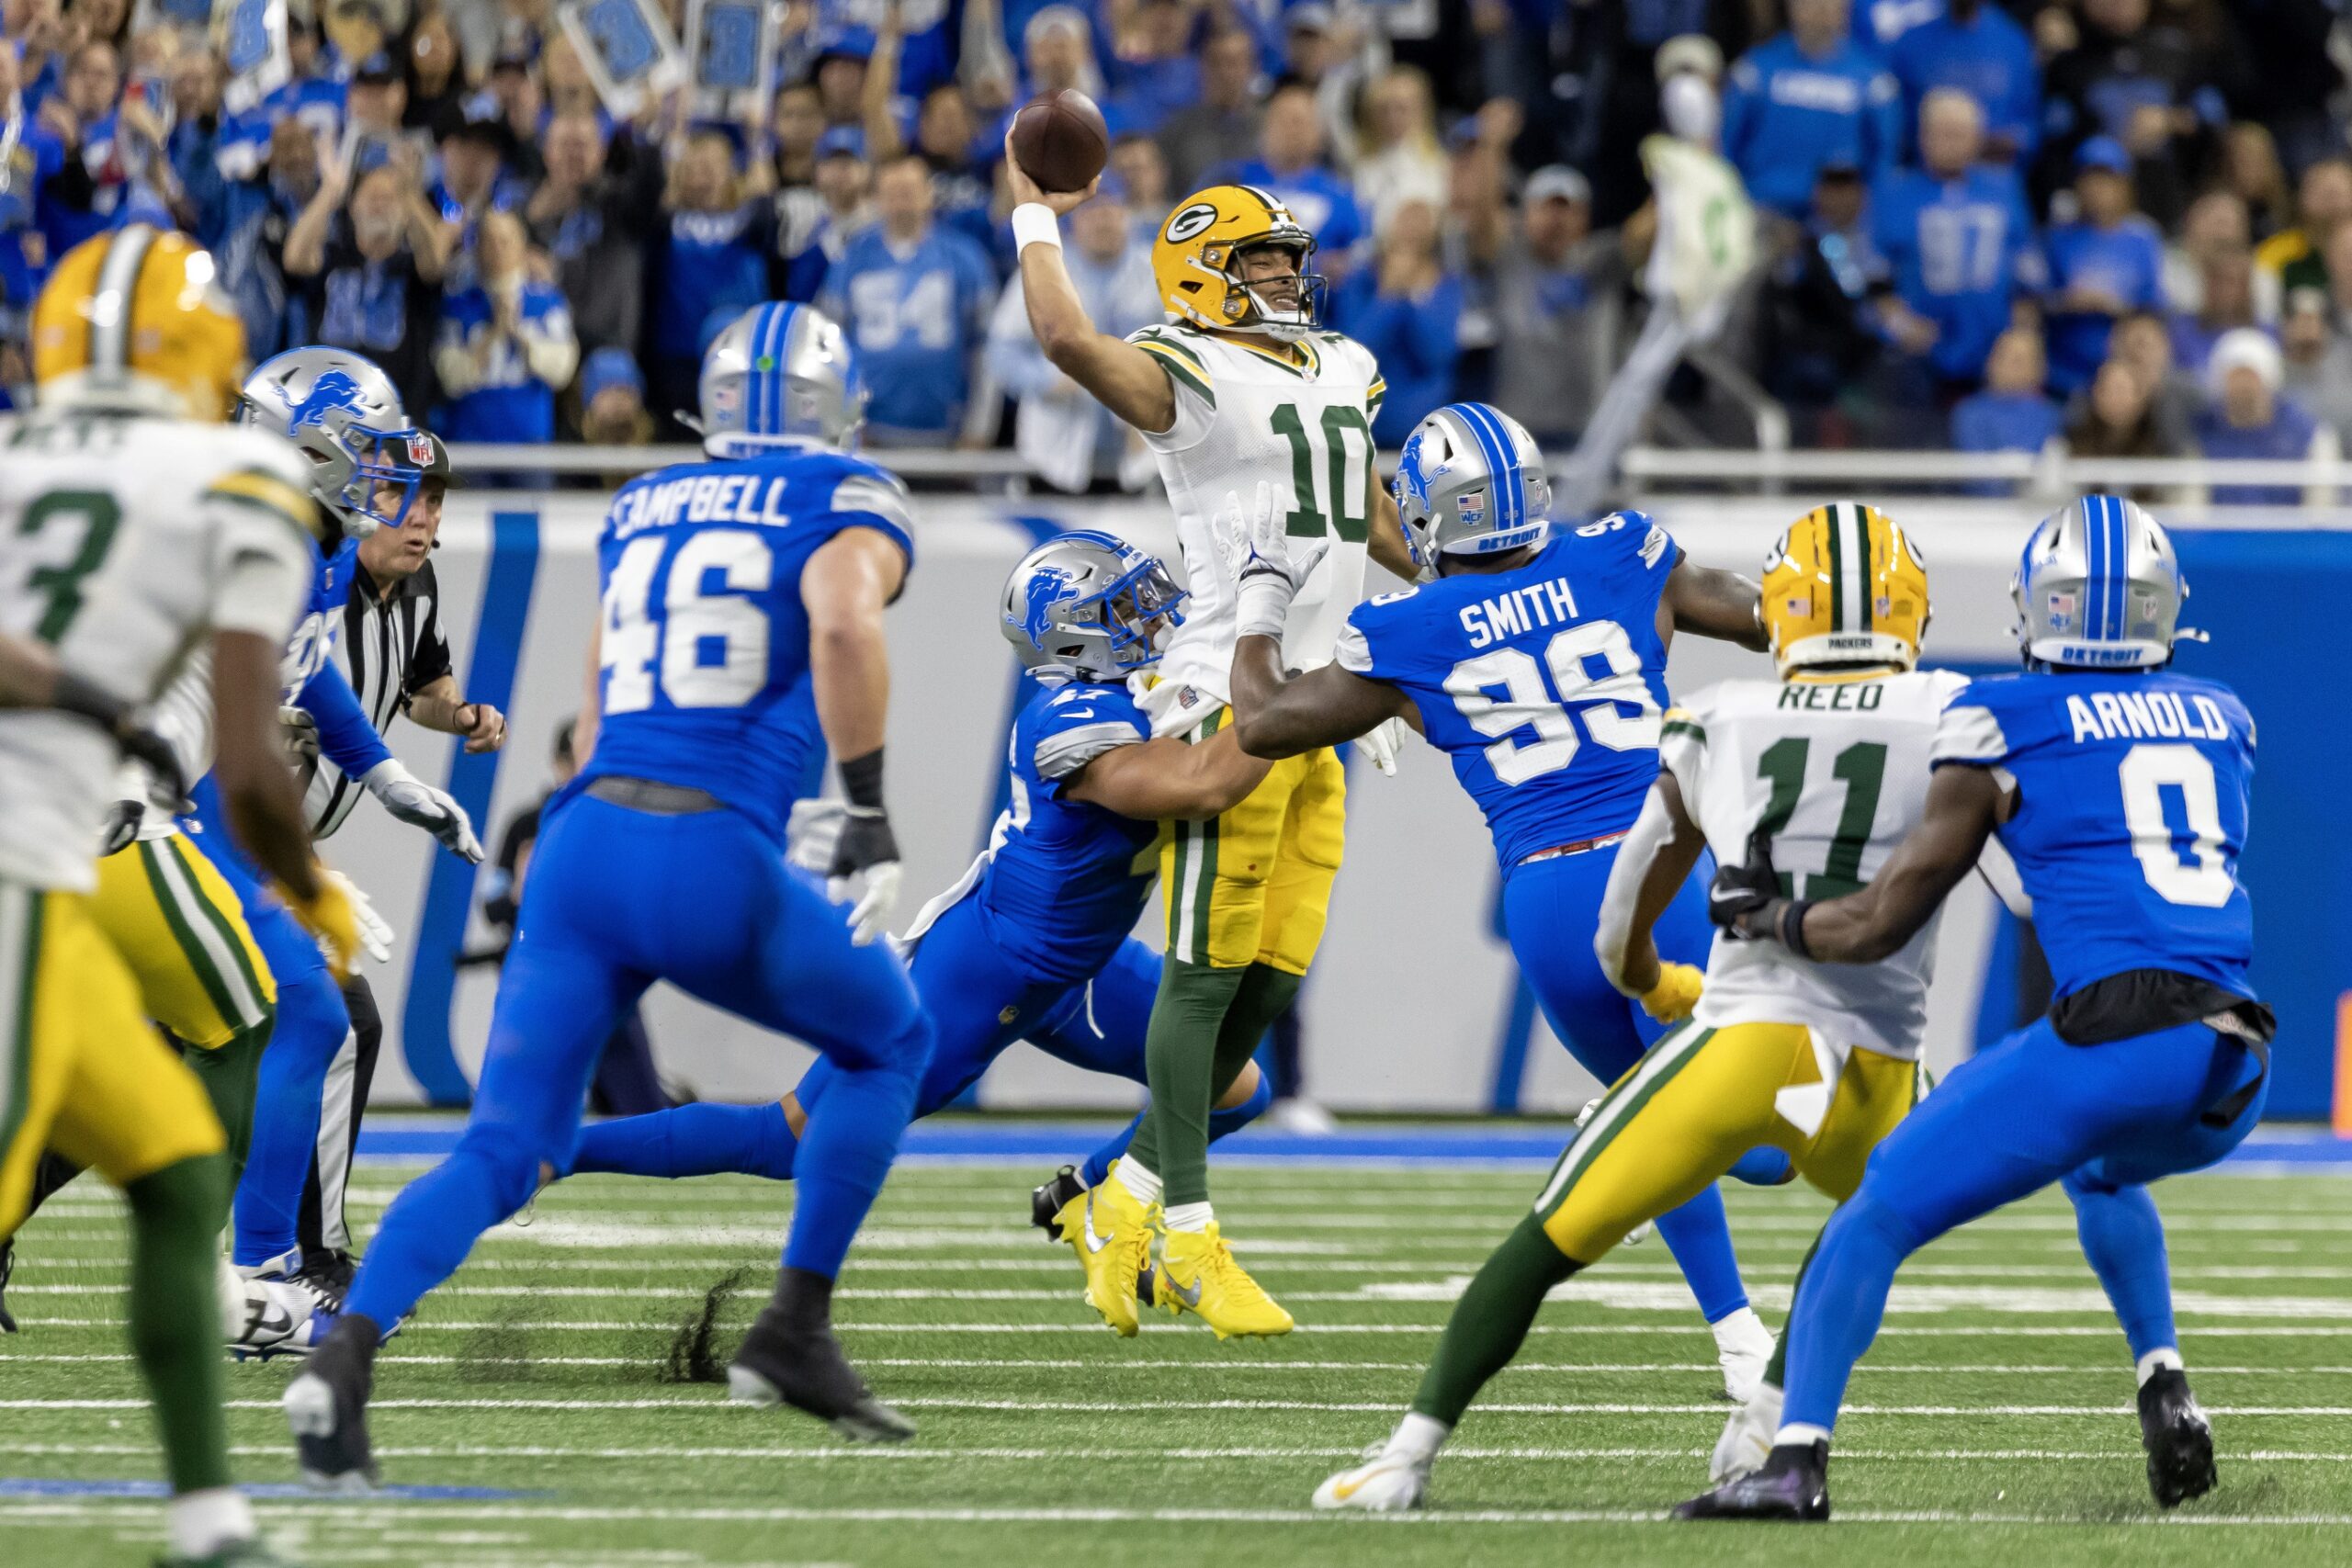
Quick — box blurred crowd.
[4,0,2352,491]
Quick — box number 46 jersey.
[583,447,915,840]
[1661,668,1969,1060]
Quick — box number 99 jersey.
[583,447,915,840]
[1333,512,1677,870]
[1932,669,2256,1002]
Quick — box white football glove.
[1361,716,1408,777]
[1216,480,1328,642]
[319,866,394,964]
[361,760,483,863]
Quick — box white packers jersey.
[0,409,316,892]
[1660,668,1970,1060]
[1127,321,1386,738]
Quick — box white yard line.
[8,1396,2352,1416]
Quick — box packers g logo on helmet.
[1761,502,1930,677]
[31,224,247,422]
[1150,185,1321,341]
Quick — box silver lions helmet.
[1001,530,1188,684]
[699,302,865,456]
[2012,494,2190,671]
[236,346,429,538]
[1392,402,1553,581]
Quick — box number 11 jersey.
[1336,513,1678,871]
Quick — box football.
[1010,88,1110,194]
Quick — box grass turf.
[6,1145,2352,1567]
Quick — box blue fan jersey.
[579,447,916,840]
[967,681,1159,985]
[1932,670,2256,1001]
[1336,513,1679,871]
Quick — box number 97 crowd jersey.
[1333,513,1678,870]
[1661,668,1967,1061]
[0,411,316,892]
[1932,669,2256,1002]
[1126,322,1385,737]
[582,447,915,840]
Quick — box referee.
[298,434,509,1294]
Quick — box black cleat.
[2138,1367,2216,1507]
[294,1249,357,1313]
[728,1304,915,1443]
[281,1315,381,1493]
[1672,1438,1830,1521]
[0,1240,16,1334]
[1031,1166,1085,1237]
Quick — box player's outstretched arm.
[1595,773,1707,997]
[805,526,913,942]
[211,629,321,901]
[1662,558,1770,651]
[1230,657,1408,761]
[1006,143,1179,435]
[1746,765,2001,964]
[1065,726,1272,821]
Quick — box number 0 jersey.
[1932,670,2256,1002]
[909,680,1159,987]
[581,446,915,841]
[1335,514,1677,870]
[1662,669,1969,1060]
[0,410,316,892]
[1129,322,1385,737]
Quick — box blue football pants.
[344,795,932,1331]
[1781,1013,2267,1433]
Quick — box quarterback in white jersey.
[0,223,356,1568]
[1006,154,1419,1340]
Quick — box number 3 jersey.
[1662,669,1968,1059]
[1335,514,1677,870]
[1932,670,2255,1002]
[0,411,316,893]
[582,447,915,840]
[1129,322,1385,737]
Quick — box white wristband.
[1011,202,1063,254]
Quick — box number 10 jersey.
[1662,668,1967,1060]
[1129,322,1385,738]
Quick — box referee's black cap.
[417,431,462,492]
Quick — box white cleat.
[1711,1305,1775,1404]
[1711,1381,1783,1485]
[221,1260,333,1362]
[1313,1448,1430,1512]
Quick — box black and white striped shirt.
[305,558,454,839]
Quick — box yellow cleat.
[1051,1169,1154,1337]
[1159,1224,1294,1339]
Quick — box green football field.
[6,1140,2352,1567]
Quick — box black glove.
[1709,829,1782,938]
[53,671,187,807]
[828,807,900,881]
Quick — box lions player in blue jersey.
[283,303,936,1485]
[1218,401,1792,1393]
[556,532,1277,1326]
[1679,495,2270,1521]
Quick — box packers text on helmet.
[1760,502,1930,677]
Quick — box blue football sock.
[1080,1073,1273,1189]
[345,1131,538,1331]
[568,1102,799,1182]
[1653,1181,1750,1324]
[781,1054,921,1279]
[1781,1190,1917,1433]
[1728,1145,1794,1186]
[232,965,348,1268]
[2064,1171,2177,1362]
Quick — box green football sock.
[1411,1213,1582,1426]
[1127,959,1246,1208]
[181,1021,267,1186]
[1212,963,1300,1098]
[123,1154,233,1495]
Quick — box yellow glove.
[277,870,361,983]
[1638,961,1705,1023]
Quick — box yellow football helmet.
[32,224,247,422]
[1151,185,1319,341]
[1760,502,1930,676]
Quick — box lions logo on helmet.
[1759,502,1930,677]
[238,347,427,539]
[1150,186,1324,342]
[1000,532,1188,684]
